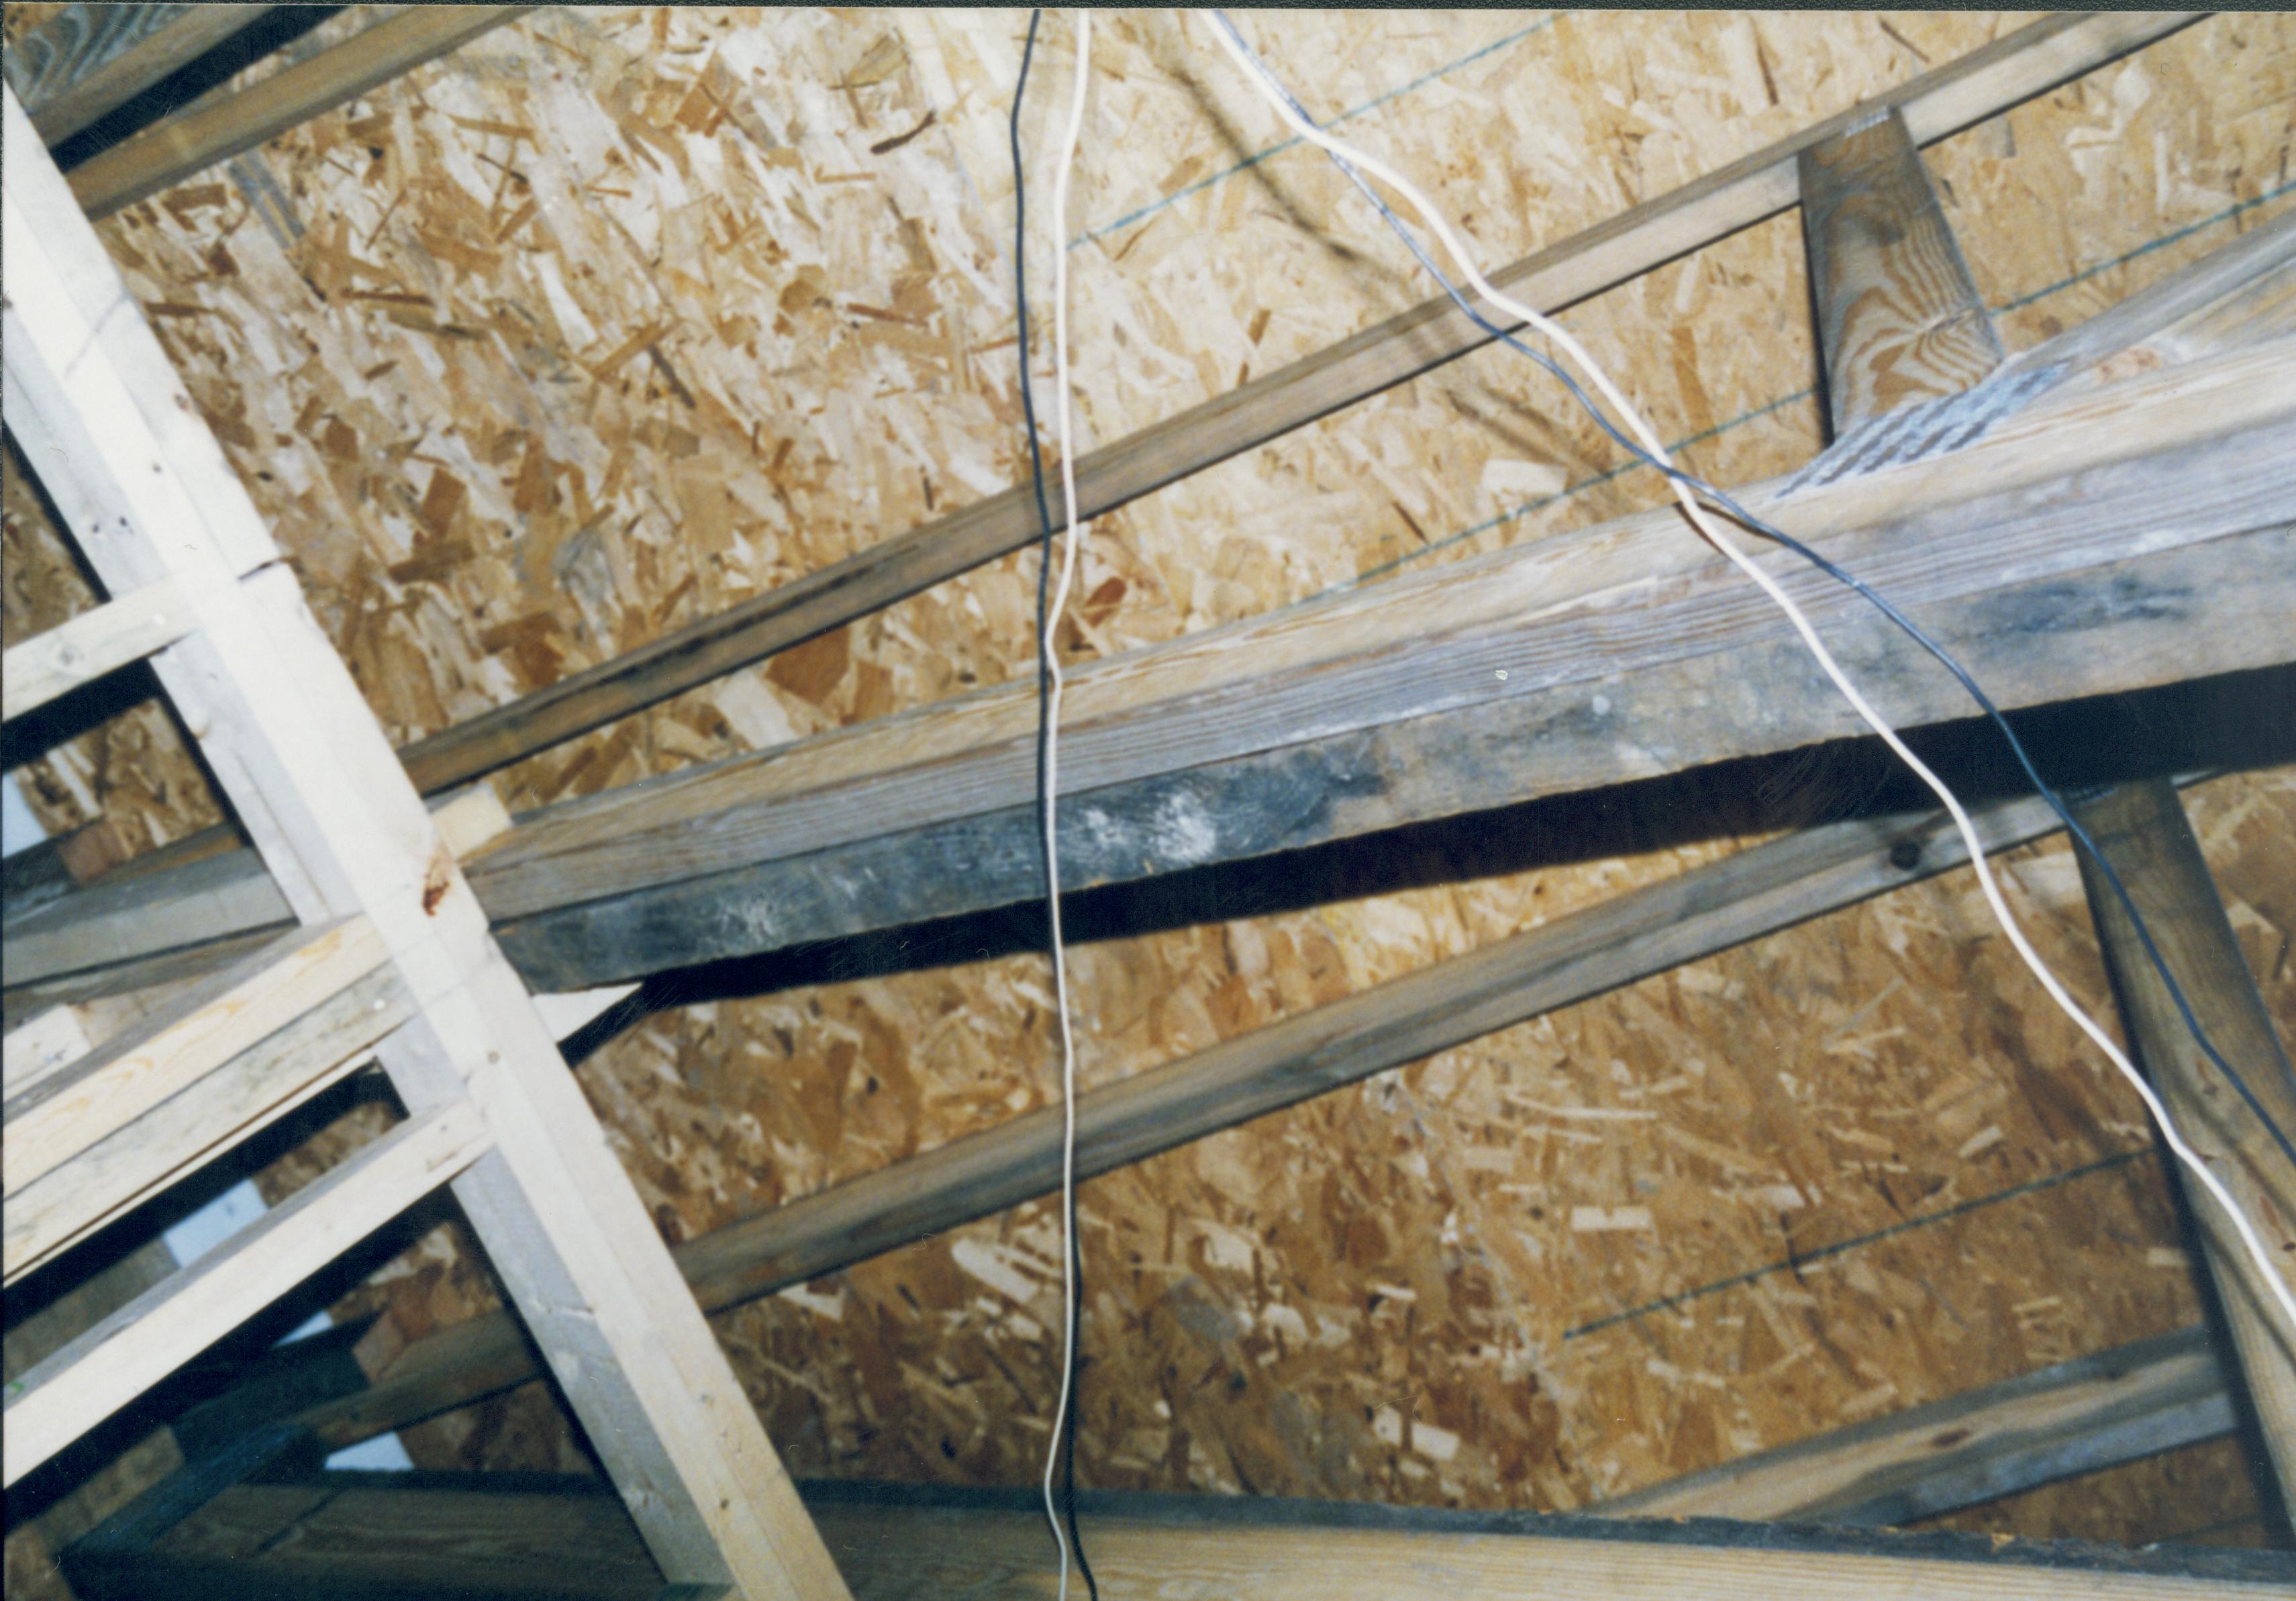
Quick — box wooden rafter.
[3,85,846,1599]
[1,3,277,145]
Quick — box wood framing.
[2076,780,2296,1511]
[58,1469,2295,1600]
[1,575,194,723]
[2,3,277,144]
[1797,107,2003,433]
[4,85,847,1599]
[3,1101,490,1487]
[5,13,2291,1584]
[65,5,529,219]
[377,9,2197,798]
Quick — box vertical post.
[1799,101,2296,1522]
[2072,780,2296,1512]
[1798,106,2003,435]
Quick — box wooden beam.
[1597,1324,2233,1527]
[1798,107,2003,433]
[59,1469,2296,1601]
[3,916,389,1206]
[380,11,2197,798]
[65,5,528,219]
[2,4,277,145]
[1,575,194,723]
[6,86,849,1601]
[4,957,411,1288]
[1,1100,490,1488]
[474,343,2296,990]
[2075,778,2296,1513]
[295,776,2210,1455]
[3,1004,93,1100]
[13,199,2289,1006]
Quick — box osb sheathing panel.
[2,7,2291,1547]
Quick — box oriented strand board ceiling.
[4,5,2293,1551]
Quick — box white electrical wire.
[1201,9,2296,1337]
[1039,12,1093,1599]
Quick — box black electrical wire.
[1011,13,1100,1598]
[1210,10,2296,1176]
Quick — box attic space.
[3,8,2294,1599]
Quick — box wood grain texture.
[296,776,2203,1456]
[3,4,274,144]
[1,915,386,1206]
[5,83,851,1601]
[1800,107,2004,433]
[58,1471,2296,1601]
[381,10,2199,799]
[3,962,410,1288]
[2075,778,2296,1515]
[1599,1325,2232,1527]
[1,1100,489,1488]
[65,5,528,219]
[1,574,193,723]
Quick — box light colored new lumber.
[4,960,411,1287]
[1,576,193,723]
[0,1100,488,1488]
[3,3,276,144]
[1799,107,2003,433]
[4,87,848,1601]
[1597,1325,2232,1526]
[3,1004,93,1100]
[2,915,387,1202]
[66,5,527,219]
[382,11,2198,798]
[2075,779,2296,1514]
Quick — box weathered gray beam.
[2,5,276,145]
[2075,779,2296,1516]
[59,1464,2296,1601]
[293,774,2213,1453]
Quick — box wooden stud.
[3,1004,93,1100]
[2073,778,2296,1515]
[1,1100,490,1488]
[4,960,411,1287]
[1799,107,2004,434]
[5,87,850,1601]
[3,916,389,1204]
[3,3,277,145]
[63,5,526,219]
[1,576,194,724]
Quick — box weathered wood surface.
[479,344,2296,989]
[65,5,528,219]
[1,1100,490,1488]
[7,340,2291,1001]
[295,776,2205,1453]
[1599,1325,2233,1527]
[58,1469,2296,1601]
[7,84,850,1601]
[13,202,2290,1003]
[1799,107,2003,433]
[2076,778,2296,1514]
[381,11,2199,798]
[2,3,275,144]
[1,574,193,724]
